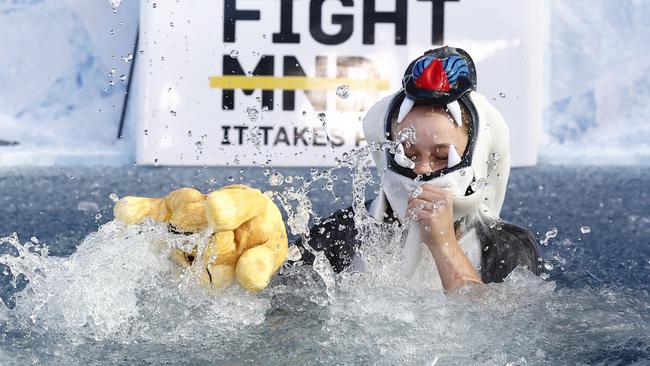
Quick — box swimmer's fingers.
[406,197,446,219]
[410,185,452,203]
[420,184,449,195]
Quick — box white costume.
[361,90,512,280]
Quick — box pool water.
[0,165,648,365]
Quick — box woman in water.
[293,46,542,292]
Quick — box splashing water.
[335,84,350,99]
[317,112,334,150]
[245,126,264,151]
[0,144,648,364]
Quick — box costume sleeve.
[290,205,361,273]
[476,221,543,283]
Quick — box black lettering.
[309,0,354,45]
[355,129,366,147]
[273,0,300,43]
[293,127,310,146]
[313,128,327,146]
[417,0,459,44]
[330,128,345,147]
[233,125,248,144]
[222,55,274,111]
[221,126,232,145]
[363,0,407,45]
[224,0,260,42]
[282,55,327,111]
[274,127,291,146]
[259,126,273,145]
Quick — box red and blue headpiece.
[389,46,478,176]
[403,46,477,105]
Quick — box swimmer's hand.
[407,185,482,292]
[406,185,455,248]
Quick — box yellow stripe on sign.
[209,76,390,91]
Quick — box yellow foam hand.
[205,185,288,292]
[113,185,288,293]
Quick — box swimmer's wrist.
[423,223,457,249]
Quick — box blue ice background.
[0,0,649,165]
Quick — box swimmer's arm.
[427,238,483,293]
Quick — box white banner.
[135,0,544,167]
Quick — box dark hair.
[474,220,542,283]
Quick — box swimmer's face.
[392,104,469,175]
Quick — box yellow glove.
[113,185,288,292]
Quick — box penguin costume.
[293,46,541,285]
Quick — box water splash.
[335,85,350,99]
[317,112,334,150]
[0,143,648,364]
[0,220,269,344]
[108,0,122,9]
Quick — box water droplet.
[317,112,327,124]
[580,226,591,234]
[95,213,102,220]
[30,236,39,244]
[227,176,234,182]
[539,273,550,280]
[268,172,284,187]
[69,175,75,180]
[499,92,506,98]
[544,262,554,271]
[539,228,558,246]
[98,109,103,114]
[409,185,423,199]
[301,110,307,116]
[125,53,133,62]
[119,74,127,82]
[169,21,174,27]
[491,152,500,162]
[284,176,294,184]
[283,244,306,266]
[458,285,472,295]
[246,107,259,122]
[229,49,239,58]
[143,129,149,136]
[152,2,157,8]
[109,29,115,35]
[109,68,116,77]
[336,84,350,99]
[109,193,119,203]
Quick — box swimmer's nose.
[413,161,434,175]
